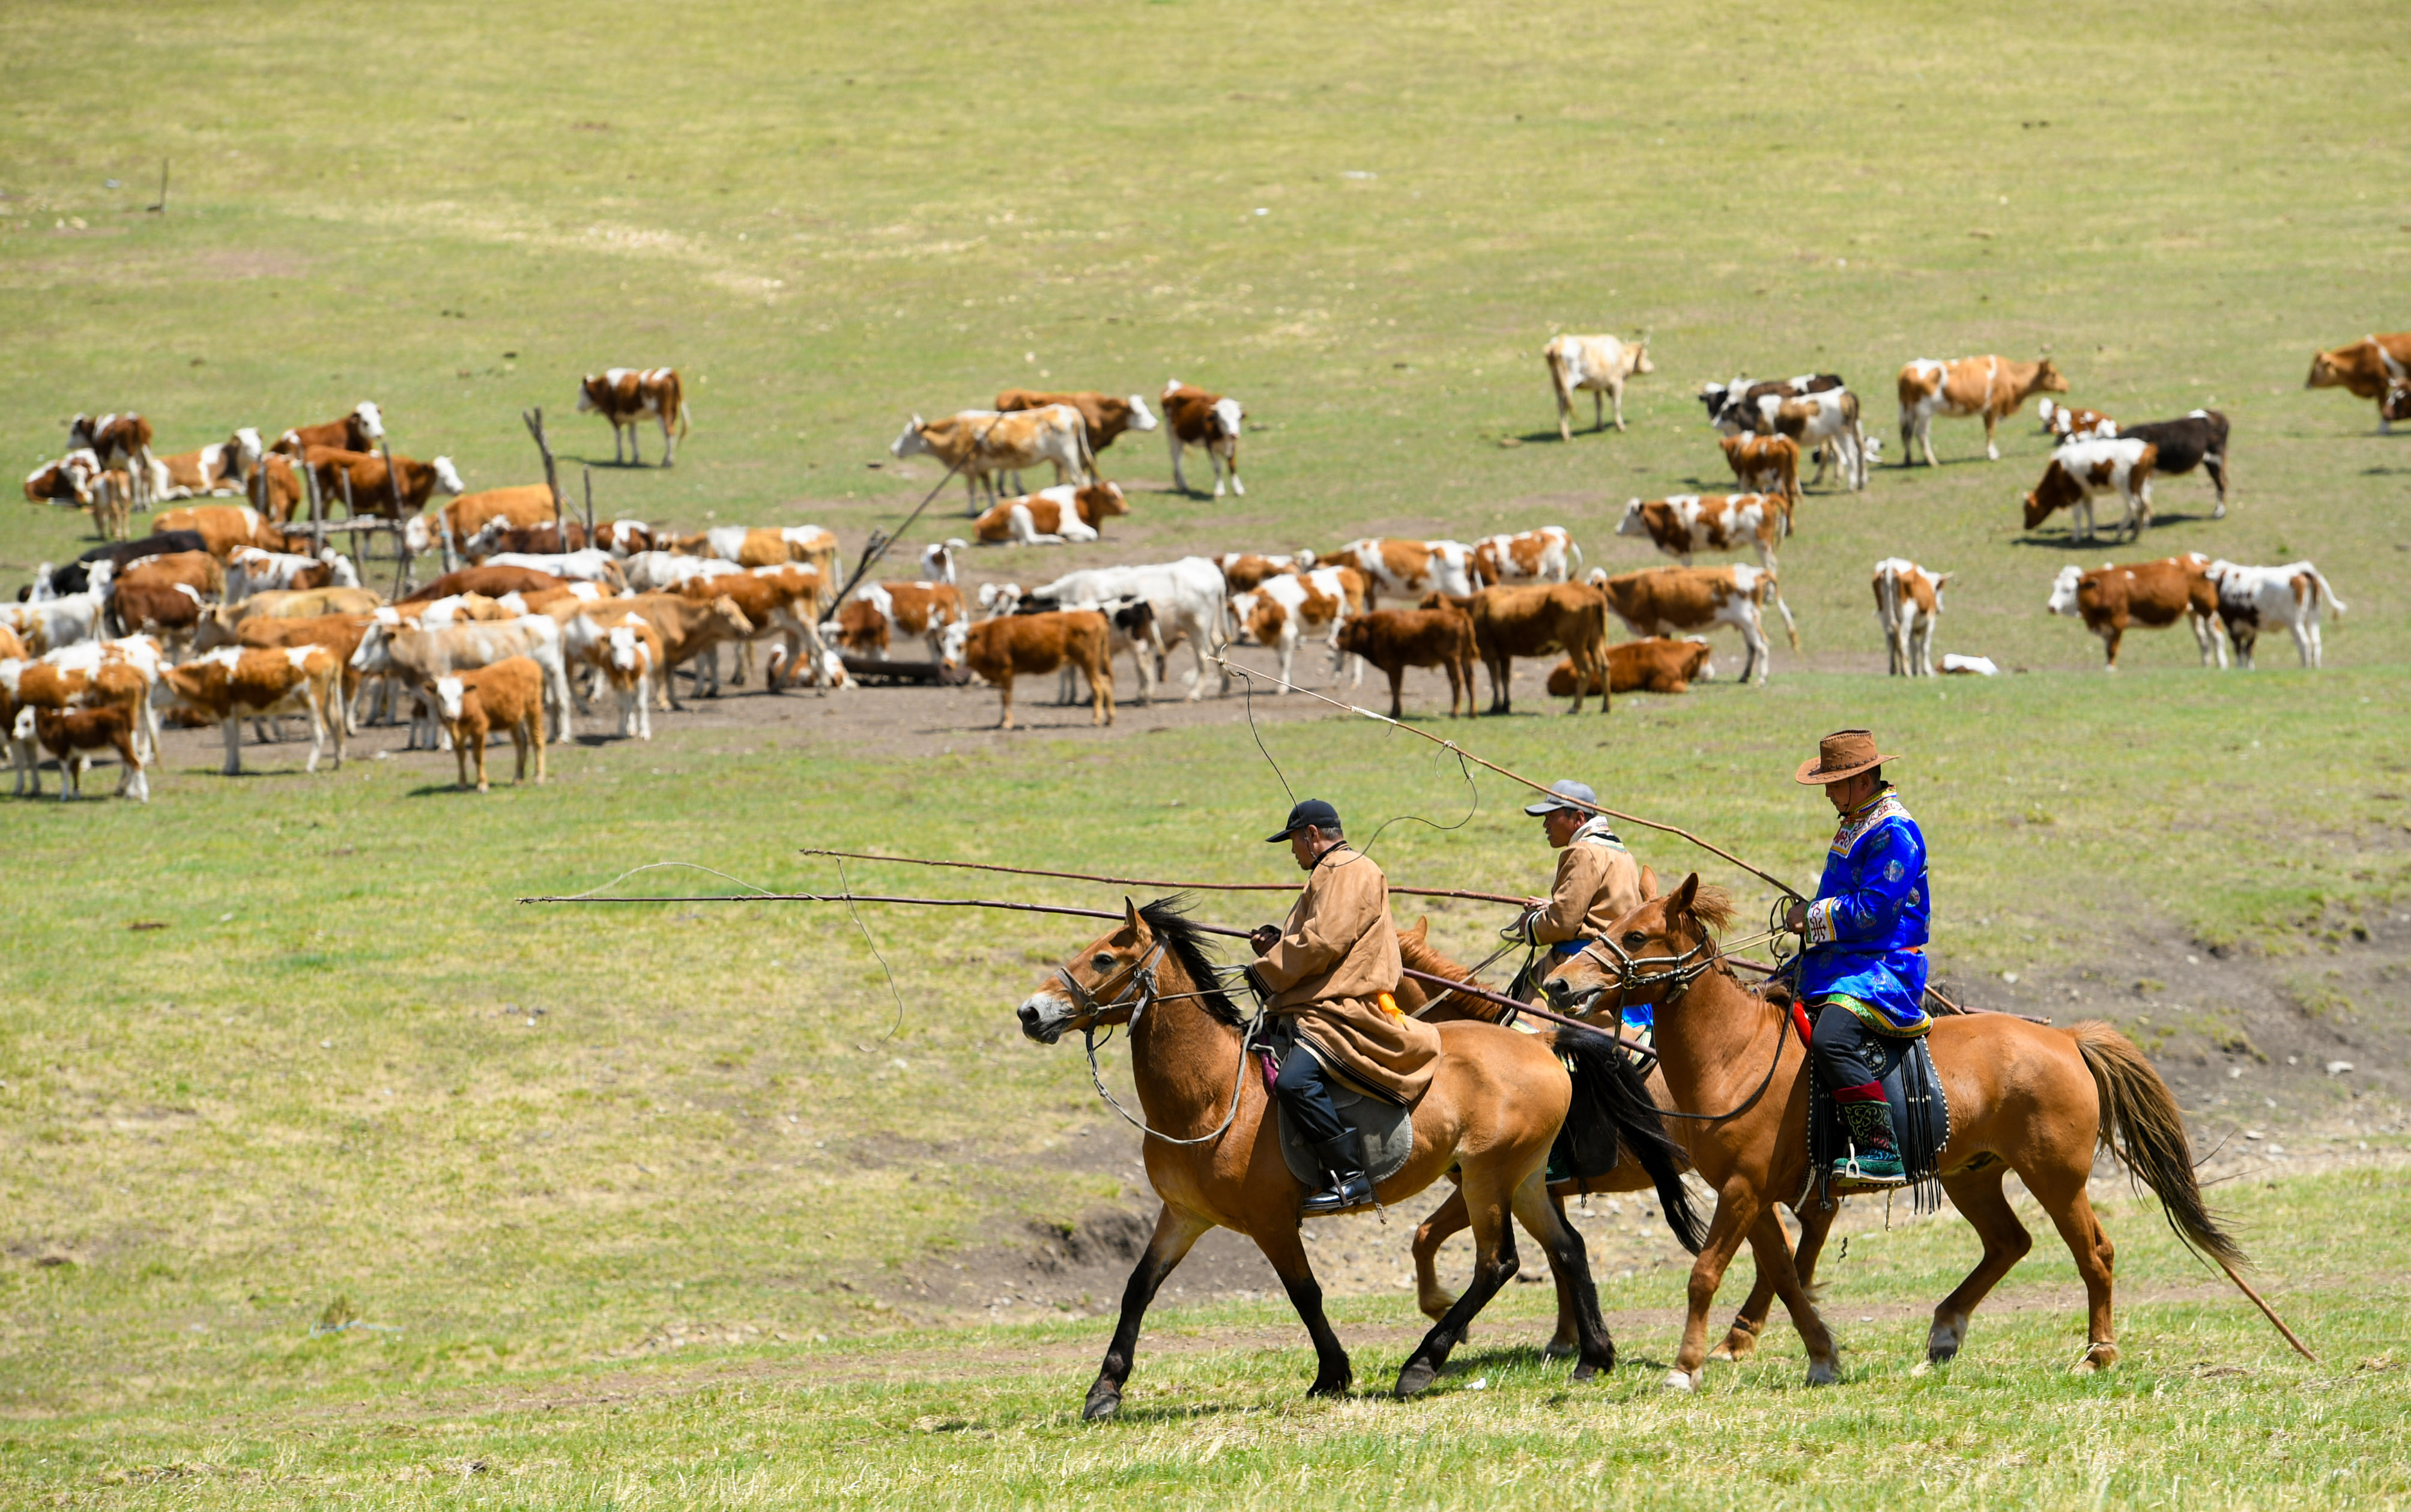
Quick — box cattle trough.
[839,655,970,687]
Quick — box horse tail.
[1552,1025,1705,1254]
[2071,1020,2317,1360]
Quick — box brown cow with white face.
[2305,333,2411,431]
[160,644,346,775]
[1161,381,1244,497]
[1469,527,1582,587]
[578,369,688,465]
[272,402,384,457]
[994,390,1158,454]
[304,449,465,520]
[2045,553,2223,670]
[1896,355,2069,464]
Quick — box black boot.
[1834,1098,1906,1187]
[1301,1134,1376,1216]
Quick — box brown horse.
[1543,875,2315,1387]
[1015,898,1690,1414]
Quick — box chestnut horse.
[1015,898,1690,1415]
[1544,875,2315,1388]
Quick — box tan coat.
[1531,830,1646,945]
[1256,847,1439,1105]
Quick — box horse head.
[1018,898,1157,1044]
[1539,872,1734,1020]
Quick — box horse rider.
[1249,798,1442,1217]
[1504,779,1650,1033]
[1782,729,1931,1188]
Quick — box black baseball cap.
[1265,798,1342,842]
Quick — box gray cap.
[1523,778,1598,817]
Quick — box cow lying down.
[1546,637,1717,698]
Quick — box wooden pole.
[796,847,1531,906]
[303,453,325,558]
[582,465,594,547]
[523,408,566,532]
[377,438,413,596]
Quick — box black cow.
[76,530,210,568]
[2114,410,2230,513]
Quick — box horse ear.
[1672,872,1701,917]
[1122,896,1142,934]
[1402,916,1429,945]
[1638,865,1660,901]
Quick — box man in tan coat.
[1508,779,1650,1024]
[1250,798,1441,1216]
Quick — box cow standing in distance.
[1872,558,1950,678]
[995,390,1157,492]
[578,368,689,466]
[1617,494,1791,575]
[1897,355,2069,464]
[2045,554,2224,670]
[1328,538,1478,608]
[2112,410,2230,516]
[1718,434,1801,506]
[890,407,1097,512]
[273,402,384,457]
[161,645,346,775]
[2206,559,2345,669]
[1333,604,1477,719]
[1026,557,1230,701]
[1543,334,1654,440]
[1427,582,1612,715]
[1593,564,1797,686]
[963,609,1114,730]
[434,658,548,792]
[2305,334,2411,431]
[1159,381,1244,497]
[2037,400,2118,441]
[1226,567,1367,691]
[2022,438,2158,543]
[305,449,465,519]
[1719,387,1869,491]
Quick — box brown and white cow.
[962,610,1113,730]
[161,645,345,774]
[23,449,104,508]
[1545,637,1717,698]
[1543,334,1654,440]
[360,616,576,743]
[1728,388,1868,491]
[973,483,1130,545]
[1212,551,1316,593]
[401,566,567,605]
[1329,538,1478,608]
[1430,582,1612,715]
[994,390,1158,456]
[434,658,548,792]
[1161,381,1244,497]
[611,594,756,711]
[1227,567,1367,689]
[461,519,590,560]
[891,407,1097,510]
[1617,494,1791,574]
[67,414,158,508]
[151,504,285,561]
[830,581,969,670]
[578,368,689,465]
[2205,559,2346,670]
[107,579,207,654]
[1718,433,1801,506]
[2305,333,2411,432]
[0,593,108,656]
[1333,605,1477,718]
[694,524,840,584]
[272,402,384,457]
[1872,558,1950,678]
[2045,554,2223,670]
[579,608,665,739]
[1469,527,1582,587]
[2022,437,2158,543]
[228,546,361,601]
[157,429,266,500]
[1594,564,1796,686]
[597,519,656,558]
[24,703,145,802]
[118,549,225,602]
[1896,355,2069,464]
[676,569,828,694]
[2036,400,2118,442]
[304,449,464,519]
[2,640,159,794]
[407,484,561,562]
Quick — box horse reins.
[1060,937,1264,1148]
[1569,928,1791,1125]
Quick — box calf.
[1334,605,1476,718]
[160,646,345,774]
[25,704,147,802]
[273,402,384,456]
[1469,527,1580,588]
[1617,494,1791,574]
[1897,355,2070,464]
[1546,637,1717,698]
[973,483,1130,545]
[2305,334,2411,431]
[1872,558,1950,678]
[2037,400,2118,441]
[2206,559,2346,670]
[1228,567,1366,690]
[891,407,1094,510]
[1718,434,1801,506]
[1543,335,1654,439]
[358,617,575,744]
[1212,551,1315,593]
[580,609,665,739]
[2113,410,2229,515]
[434,658,548,791]
[2022,438,2159,543]
[578,368,688,465]
[1435,582,1611,715]
[1596,564,1796,686]
[67,414,158,508]
[1330,538,1477,608]
[1161,381,1244,497]
[963,610,1113,730]
[2045,554,2223,670]
[305,449,464,519]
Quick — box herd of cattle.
[4,328,2391,800]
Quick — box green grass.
[3,0,2409,1504]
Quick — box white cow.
[1468,527,1581,587]
[0,593,107,655]
[1872,558,1951,678]
[1026,556,1229,701]
[2206,560,2347,669]
[622,551,743,593]
[484,549,628,589]
[1543,334,1654,439]
[1226,568,1361,689]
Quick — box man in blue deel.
[1781,729,1930,1188]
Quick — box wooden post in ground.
[377,438,413,597]
[582,465,594,546]
[303,453,326,559]
[523,408,566,535]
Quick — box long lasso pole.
[796,847,1529,906]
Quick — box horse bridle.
[1062,937,1260,1148]
[1553,924,1791,1126]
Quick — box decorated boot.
[1301,1134,1376,1216]
[1834,1096,1906,1187]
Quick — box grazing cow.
[108,580,206,653]
[1161,381,1245,497]
[830,581,969,670]
[2113,410,2230,516]
[26,704,146,802]
[1227,567,1366,689]
[597,519,655,557]
[578,368,689,465]
[161,646,345,775]
[1698,372,1844,424]
[434,658,548,791]
[0,593,107,656]
[2304,334,2411,431]
[1027,557,1231,701]
[614,594,757,710]
[461,519,590,560]
[1545,637,1717,698]
[361,617,576,743]
[117,550,225,602]
[1542,335,1654,440]
[1617,494,1791,574]
[1330,538,1478,608]
[304,449,464,519]
[2045,554,2224,670]
[483,550,627,591]
[622,551,742,594]
[1435,582,1612,715]
[1212,551,1316,593]
[401,566,566,605]
[581,608,665,739]
[963,610,1113,730]
[150,504,282,561]
[994,389,1158,486]
[157,429,266,500]
[1469,527,1581,588]
[1896,355,2070,464]
[891,407,1095,510]
[1722,387,1868,491]
[1872,558,1951,678]
[2022,438,2159,543]
[407,485,560,561]
[973,483,1130,545]
[2206,560,2346,670]
[2037,400,2118,441]
[67,414,158,507]
[273,402,384,457]
[24,449,104,507]
[1333,605,1477,718]
[1718,433,1801,506]
[1595,564,1796,686]
[228,547,361,600]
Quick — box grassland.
[3,0,2409,1504]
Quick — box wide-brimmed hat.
[1794,728,1900,785]
[1523,778,1599,817]
[1265,797,1342,842]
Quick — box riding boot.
[1301,1134,1376,1217]
[1834,1096,1906,1187]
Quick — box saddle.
[1803,1006,1950,1211]
[1264,1048,1417,1190]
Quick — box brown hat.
[1794,728,1900,785]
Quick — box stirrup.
[1832,1152,1905,1191]
[1301,1171,1376,1217]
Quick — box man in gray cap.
[1507,779,1650,1020]
[1249,799,1438,1216]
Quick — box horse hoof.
[1543,1340,1578,1361]
[1394,1361,1438,1399]
[1570,1361,1597,1383]
[1081,1385,1122,1421]
[1308,1374,1351,1400]
[1708,1332,1758,1364]
[1804,1360,1838,1387]
[1662,1368,1698,1393]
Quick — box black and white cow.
[2110,410,2230,516]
